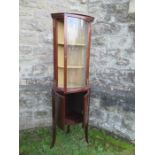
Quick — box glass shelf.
[58,84,83,89]
[58,42,86,46]
[58,65,84,68]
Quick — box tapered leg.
[82,123,84,128]
[66,125,70,133]
[84,90,90,143]
[51,90,56,148]
[84,123,88,143]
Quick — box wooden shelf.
[57,19,86,89]
[58,65,84,68]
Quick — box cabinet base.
[51,87,90,147]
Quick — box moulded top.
[51,12,94,22]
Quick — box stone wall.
[19,0,88,129]
[19,0,135,141]
[88,0,135,141]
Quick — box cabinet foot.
[84,124,88,143]
[51,124,56,148]
[66,125,70,133]
[51,90,56,148]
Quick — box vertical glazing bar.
[52,19,55,81]
[53,19,56,81]
[86,23,91,86]
[83,90,89,142]
[54,19,58,87]
[64,15,67,92]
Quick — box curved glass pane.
[67,17,88,88]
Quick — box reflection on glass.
[67,17,87,45]
[67,17,88,88]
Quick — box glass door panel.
[67,68,84,88]
[67,17,88,88]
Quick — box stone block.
[19,45,33,56]
[89,0,129,4]
[122,112,135,131]
[92,36,106,46]
[128,23,135,33]
[33,45,53,55]
[20,80,27,86]
[33,54,53,65]
[128,0,135,14]
[19,63,34,78]
[80,0,87,4]
[20,0,48,9]
[20,31,39,45]
[90,98,101,108]
[33,9,50,19]
[93,23,122,35]
[34,110,49,119]
[118,70,135,84]
[116,58,129,66]
[25,77,52,86]
[90,1,130,23]
[19,6,34,17]
[20,0,38,8]
[33,64,49,77]
[20,17,49,32]
[38,31,53,44]
[105,34,134,50]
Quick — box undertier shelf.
[65,114,83,125]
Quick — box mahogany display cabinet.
[51,13,94,147]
